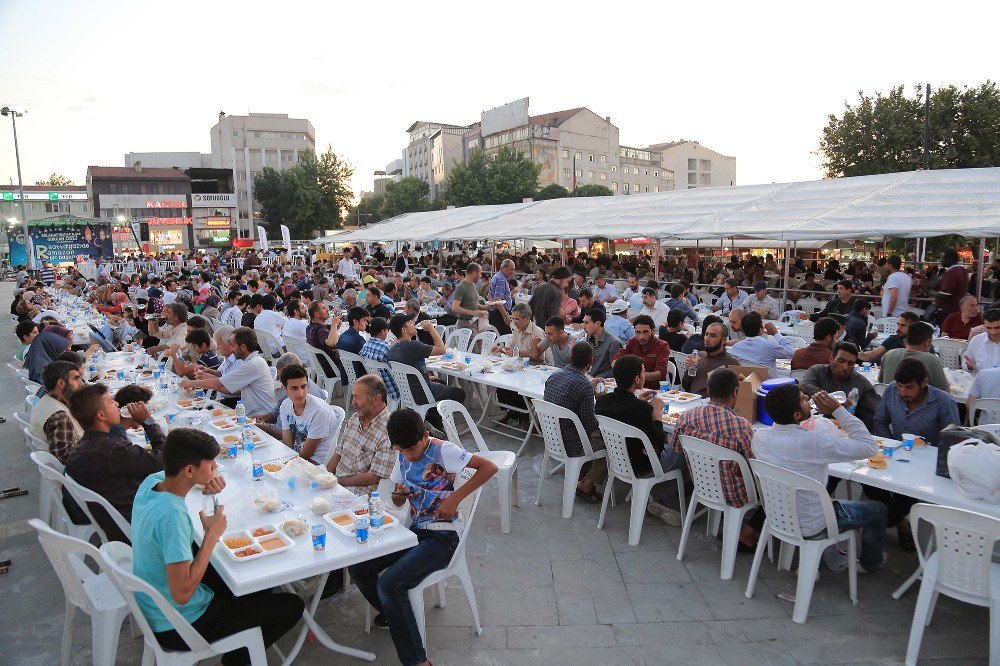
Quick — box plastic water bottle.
[512,344,519,359]
[368,492,385,543]
[235,400,246,425]
[847,388,859,414]
[241,424,254,457]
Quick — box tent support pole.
[654,239,661,282]
[491,240,497,275]
[780,240,791,314]
[978,237,986,302]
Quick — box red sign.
[233,238,255,248]
[146,217,192,225]
[145,200,186,209]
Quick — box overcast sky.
[1,0,997,198]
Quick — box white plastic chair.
[388,361,438,422]
[28,519,128,666]
[790,368,809,381]
[676,436,760,580]
[784,335,808,350]
[745,459,858,623]
[337,350,368,413]
[30,451,97,543]
[62,473,133,544]
[98,542,270,665]
[363,468,485,648]
[7,362,29,380]
[253,328,285,365]
[968,398,1000,426]
[797,298,822,315]
[445,327,472,352]
[303,345,341,399]
[873,382,889,397]
[282,334,312,369]
[323,404,346,466]
[595,416,686,546]
[934,338,968,370]
[904,504,999,666]
[531,399,609,519]
[438,400,518,534]
[13,410,36,452]
[873,317,898,336]
[495,333,513,349]
[468,331,497,356]
[433,324,447,341]
[792,321,816,339]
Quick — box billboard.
[9,219,114,266]
[481,98,529,137]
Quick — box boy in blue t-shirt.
[131,428,302,665]
[347,409,497,666]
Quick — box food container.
[755,377,800,426]
[220,524,294,561]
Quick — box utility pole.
[1,107,29,268]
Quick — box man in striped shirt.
[359,317,399,400]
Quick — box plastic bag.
[947,439,1000,504]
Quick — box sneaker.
[822,544,849,573]
[646,501,682,527]
[372,613,389,629]
[858,552,889,574]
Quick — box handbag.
[934,424,1000,479]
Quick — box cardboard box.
[729,365,769,423]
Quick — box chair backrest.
[282,335,312,368]
[28,518,105,616]
[23,425,47,453]
[495,334,513,349]
[790,368,809,381]
[388,361,436,409]
[303,345,340,385]
[748,459,839,541]
[797,298,822,314]
[436,400,490,452]
[468,331,497,355]
[597,415,664,482]
[873,382,889,397]
[98,542,213,654]
[678,435,758,508]
[63,473,133,543]
[910,503,1000,604]
[254,328,285,364]
[445,327,472,351]
[13,410,31,430]
[433,324,447,340]
[446,467,484,568]
[671,351,688,377]
[326,405,346,463]
[531,398,597,458]
[968,398,1000,426]
[784,335,808,350]
[792,322,815,339]
[30,450,84,532]
[89,328,117,353]
[338,350,367,388]
[935,343,966,370]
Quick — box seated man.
[112,384,156,440]
[681,315,723,354]
[254,352,328,438]
[730,312,793,376]
[360,317,400,403]
[743,281,779,320]
[596,354,680,525]
[659,308,689,352]
[15,319,38,361]
[964,308,1000,372]
[168,328,223,378]
[181,327,277,417]
[145,302,189,354]
[132,428,303,663]
[859,311,920,364]
[801,342,882,430]
[941,295,982,341]
[386,313,464,432]
[791,316,840,370]
[30,360,84,463]
[327,374,395,494]
[337,306,370,355]
[878,321,949,391]
[613,314,670,390]
[967,366,1000,413]
[543,342,607,502]
[637,287,669,329]
[65,383,165,543]
[672,368,761,548]
[844,298,876,350]
[752,383,887,573]
[570,288,606,324]
[582,308,621,379]
[282,298,309,340]
[277,364,342,465]
[305,300,346,385]
[664,283,697,323]
[347,409,496,665]
[682,321,741,397]
[536,316,574,368]
[604,300,635,346]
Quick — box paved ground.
[0,281,990,665]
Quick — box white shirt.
[253,309,287,340]
[751,407,877,536]
[592,283,619,302]
[337,257,359,281]
[162,291,177,304]
[283,317,308,340]
[638,301,670,328]
[221,305,243,329]
[882,270,912,317]
[966,332,1000,372]
[279,394,341,465]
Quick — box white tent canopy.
[335,167,1000,244]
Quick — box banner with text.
[10,221,115,266]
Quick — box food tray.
[220,432,267,449]
[323,509,397,537]
[220,524,295,561]
[660,390,699,403]
[208,408,237,418]
[175,397,210,410]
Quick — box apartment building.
[403,121,472,199]
[646,140,736,189]
[0,185,90,222]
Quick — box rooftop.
[0,184,86,192]
[88,166,190,180]
[529,107,585,127]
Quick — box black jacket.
[595,388,665,477]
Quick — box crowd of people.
[10,241,999,665]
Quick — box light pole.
[1,106,30,269]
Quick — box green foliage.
[573,184,614,197]
[441,147,541,207]
[536,183,570,200]
[819,82,1000,178]
[380,177,431,218]
[35,173,73,186]
[252,146,354,238]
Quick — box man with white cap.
[604,300,635,345]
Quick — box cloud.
[65,96,99,113]
[301,80,356,97]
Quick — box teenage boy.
[168,328,223,378]
[132,428,303,665]
[278,364,342,465]
[347,409,497,666]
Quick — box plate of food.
[220,525,295,561]
[209,408,237,418]
[261,459,287,479]
[175,397,210,410]
[438,361,467,371]
[221,432,267,448]
[210,417,239,432]
[323,509,397,536]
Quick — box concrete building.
[87,165,193,253]
[187,169,237,249]
[373,158,403,196]
[404,121,472,199]
[0,185,90,222]
[210,112,315,237]
[646,140,736,189]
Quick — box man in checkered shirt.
[359,317,399,401]
[670,367,763,550]
[326,373,395,495]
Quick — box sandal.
[575,487,602,503]
[898,530,915,552]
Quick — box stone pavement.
[0,282,990,665]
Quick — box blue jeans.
[808,499,887,570]
[348,529,459,666]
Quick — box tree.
[379,176,431,219]
[441,147,541,207]
[819,81,1000,178]
[573,184,614,197]
[35,173,73,186]
[253,146,354,239]
[536,183,570,200]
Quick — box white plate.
[220,525,295,562]
[323,509,398,536]
[175,397,210,410]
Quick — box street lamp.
[1,106,30,269]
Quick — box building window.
[612,182,618,191]
[588,170,594,178]
[563,169,571,178]
[575,152,581,160]
[232,130,241,137]
[611,165,618,173]
[575,169,583,177]
[600,172,607,180]
[623,183,630,193]
[588,154,594,162]
[634,183,640,192]
[644,170,649,176]
[644,186,649,192]
[653,185,659,192]
[653,170,659,177]
[688,173,698,185]
[688,158,698,171]
[600,154,607,163]
[700,159,712,170]
[561,149,569,158]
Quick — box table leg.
[281,573,376,663]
